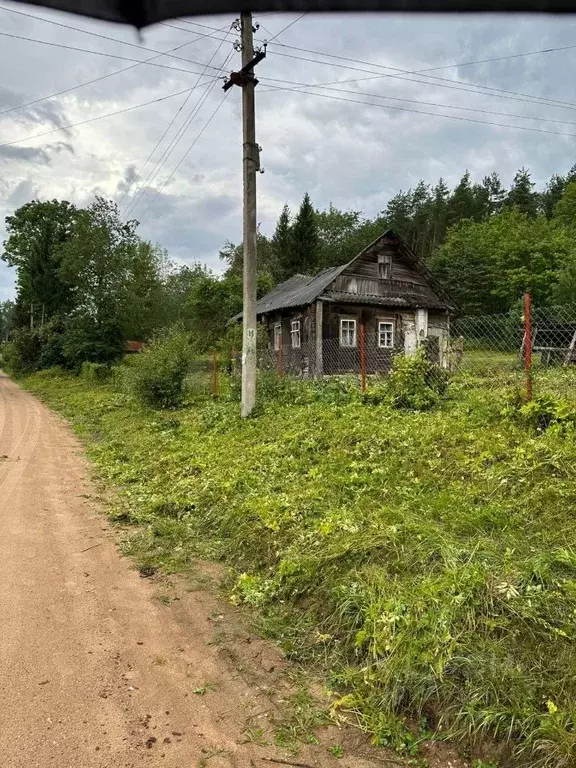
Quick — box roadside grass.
[22,366,576,767]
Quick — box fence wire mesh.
[199,298,576,405]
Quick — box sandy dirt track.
[0,372,298,768]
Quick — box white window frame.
[378,320,394,349]
[273,323,282,351]
[339,317,357,348]
[290,319,301,349]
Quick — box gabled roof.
[234,229,456,321]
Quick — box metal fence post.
[524,292,532,401]
[360,324,367,392]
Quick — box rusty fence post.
[211,350,219,396]
[360,324,367,393]
[524,292,532,401]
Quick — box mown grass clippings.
[22,365,576,766]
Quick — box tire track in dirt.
[0,381,42,502]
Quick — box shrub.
[387,349,448,410]
[128,327,193,409]
[1,329,42,375]
[81,361,112,383]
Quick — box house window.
[340,318,357,348]
[378,253,392,280]
[273,323,282,351]
[378,321,394,348]
[290,319,301,348]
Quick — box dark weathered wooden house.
[238,229,456,376]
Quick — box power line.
[0,79,217,149]
[122,42,233,214]
[267,48,576,113]
[0,30,228,78]
[139,90,231,220]
[259,74,576,124]
[265,12,308,42]
[0,5,228,73]
[0,32,217,120]
[259,82,576,138]
[173,17,576,113]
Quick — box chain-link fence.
[196,297,576,405]
[452,297,576,403]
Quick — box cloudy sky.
[1,3,576,300]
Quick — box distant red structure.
[125,340,144,354]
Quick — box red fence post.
[211,350,219,396]
[524,292,532,401]
[360,324,367,393]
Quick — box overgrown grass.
[22,365,576,766]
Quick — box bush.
[1,329,42,375]
[387,349,448,410]
[81,361,112,383]
[128,327,193,409]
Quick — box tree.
[553,181,576,228]
[58,197,139,364]
[271,204,292,280]
[447,171,478,227]
[289,193,319,276]
[505,168,539,218]
[2,199,79,328]
[0,300,16,341]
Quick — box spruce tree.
[271,204,292,281]
[505,168,539,218]
[290,193,319,276]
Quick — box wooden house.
[237,229,456,377]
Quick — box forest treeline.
[1,165,576,372]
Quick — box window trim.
[273,323,282,351]
[290,319,301,349]
[378,320,394,349]
[339,317,357,348]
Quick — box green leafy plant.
[128,326,194,408]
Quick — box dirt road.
[0,373,301,768]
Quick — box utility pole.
[224,13,266,418]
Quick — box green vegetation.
[6,163,576,380]
[21,362,576,767]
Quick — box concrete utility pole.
[224,13,266,418]
[240,12,257,418]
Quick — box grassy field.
[22,365,576,767]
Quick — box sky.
[1,4,576,301]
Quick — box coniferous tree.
[447,171,477,227]
[290,193,319,276]
[505,168,539,218]
[271,204,292,281]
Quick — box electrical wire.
[122,40,233,213]
[0,32,220,119]
[139,90,231,221]
[0,30,228,77]
[258,74,576,124]
[0,5,228,73]
[265,12,308,42]
[0,79,218,149]
[267,48,576,113]
[171,17,576,113]
[259,82,576,138]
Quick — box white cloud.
[1,4,576,300]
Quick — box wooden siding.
[334,235,440,304]
[322,303,404,375]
